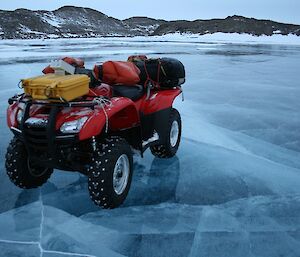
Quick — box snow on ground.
[1,32,300,46]
[141,32,300,45]
[0,37,300,257]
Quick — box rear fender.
[141,88,182,115]
[79,97,140,141]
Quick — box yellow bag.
[22,74,90,102]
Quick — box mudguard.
[138,88,182,115]
[137,88,182,143]
[78,97,140,141]
[7,101,44,128]
[7,102,19,128]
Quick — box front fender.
[79,97,140,141]
[7,102,19,128]
[7,101,44,129]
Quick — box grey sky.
[0,0,299,25]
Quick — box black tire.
[88,136,133,209]
[150,108,182,158]
[5,137,53,189]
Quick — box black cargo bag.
[75,67,100,88]
[133,58,185,88]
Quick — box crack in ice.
[38,190,96,257]
[39,190,44,257]
[42,249,97,257]
[0,192,96,257]
[0,237,96,257]
[0,239,40,245]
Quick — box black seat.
[112,85,144,101]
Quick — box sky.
[0,0,299,25]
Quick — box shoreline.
[0,33,300,46]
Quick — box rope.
[156,59,161,88]
[89,89,98,97]
[143,60,161,90]
[92,95,112,134]
[143,60,163,100]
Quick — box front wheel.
[150,108,182,158]
[5,137,53,189]
[88,136,133,209]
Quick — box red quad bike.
[5,56,185,209]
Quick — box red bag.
[42,57,85,74]
[94,61,140,85]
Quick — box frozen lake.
[0,37,300,257]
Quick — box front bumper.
[11,126,78,148]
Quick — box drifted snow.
[142,132,159,147]
[19,25,45,35]
[39,13,64,28]
[0,38,300,257]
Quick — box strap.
[143,60,161,89]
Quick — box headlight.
[16,103,25,124]
[17,109,24,123]
[60,117,88,134]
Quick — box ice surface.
[0,37,300,257]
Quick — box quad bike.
[5,56,184,209]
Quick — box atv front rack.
[8,94,98,108]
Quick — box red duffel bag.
[93,61,141,85]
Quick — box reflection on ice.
[125,156,180,207]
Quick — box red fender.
[7,102,19,128]
[135,88,182,115]
[79,97,140,140]
[7,102,45,128]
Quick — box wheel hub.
[113,154,130,195]
[170,120,179,147]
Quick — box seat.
[112,85,144,101]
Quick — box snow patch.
[142,132,159,147]
[40,13,64,28]
[19,25,45,35]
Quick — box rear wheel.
[151,108,182,158]
[5,137,53,189]
[88,136,133,209]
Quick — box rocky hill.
[123,16,165,35]
[0,6,161,39]
[0,6,299,39]
[153,15,300,36]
